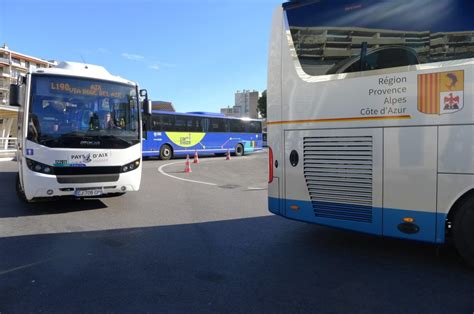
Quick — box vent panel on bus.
[303,136,373,223]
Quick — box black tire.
[105,192,126,197]
[453,198,474,267]
[16,173,31,203]
[159,144,173,160]
[234,143,244,157]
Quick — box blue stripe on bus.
[268,197,447,244]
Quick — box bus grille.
[303,136,373,223]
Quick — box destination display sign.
[34,75,134,99]
[49,82,124,98]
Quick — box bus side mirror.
[9,84,25,107]
[144,99,152,116]
[140,89,152,116]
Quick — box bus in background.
[142,111,263,160]
[267,0,474,266]
[11,61,148,202]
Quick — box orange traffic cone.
[184,155,192,173]
[226,149,231,160]
[193,150,199,164]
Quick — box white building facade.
[0,44,54,158]
[220,90,259,119]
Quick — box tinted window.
[285,0,474,76]
[161,115,174,131]
[152,114,209,132]
[229,119,246,133]
[151,114,174,131]
[247,121,262,133]
[190,117,205,132]
[151,116,160,131]
[209,118,228,132]
[174,116,188,132]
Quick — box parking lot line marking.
[158,161,217,186]
[0,258,53,276]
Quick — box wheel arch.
[446,188,474,236]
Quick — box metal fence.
[0,137,17,151]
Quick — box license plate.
[75,188,103,197]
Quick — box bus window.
[163,114,175,131]
[229,119,245,133]
[285,0,474,77]
[151,115,161,131]
[153,114,174,131]
[185,117,195,131]
[209,118,228,132]
[328,46,420,74]
[190,117,205,132]
[202,118,210,132]
[174,116,187,132]
[247,121,262,133]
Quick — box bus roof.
[32,61,136,86]
[151,110,262,121]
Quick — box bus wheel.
[234,144,244,157]
[159,144,173,160]
[453,198,474,267]
[16,173,30,203]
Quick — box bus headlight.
[25,158,55,175]
[121,159,140,173]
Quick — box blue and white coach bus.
[267,0,474,266]
[11,62,148,202]
[142,111,263,160]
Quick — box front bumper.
[22,166,142,200]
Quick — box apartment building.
[0,44,54,157]
[220,90,259,119]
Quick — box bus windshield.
[27,75,140,149]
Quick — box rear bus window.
[284,0,474,77]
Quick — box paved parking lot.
[0,152,473,313]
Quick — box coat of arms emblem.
[417,70,464,115]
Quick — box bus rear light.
[268,146,273,183]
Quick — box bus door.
[283,128,383,235]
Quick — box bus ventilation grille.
[303,136,373,223]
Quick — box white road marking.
[158,152,266,186]
[246,187,267,190]
[158,161,217,186]
[0,258,53,276]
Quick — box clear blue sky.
[0,0,282,113]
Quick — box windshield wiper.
[38,135,59,145]
[60,131,87,138]
[99,135,133,146]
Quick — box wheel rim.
[163,147,171,157]
[236,145,243,154]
